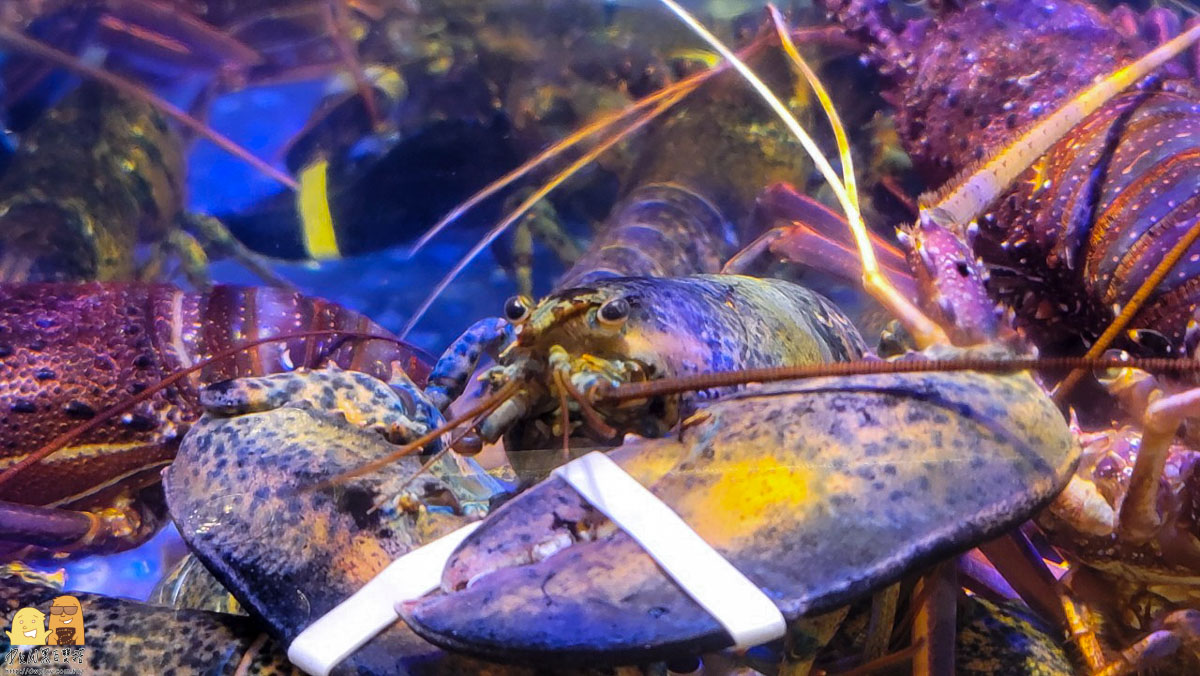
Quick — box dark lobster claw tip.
[404,535,729,667]
[402,458,732,667]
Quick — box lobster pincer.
[164,368,514,674]
[401,354,1080,667]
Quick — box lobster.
[422,173,868,486]
[0,282,427,560]
[819,0,1200,363]
[383,2,1200,672]
[758,0,1200,671]
[0,81,184,283]
[411,22,890,462]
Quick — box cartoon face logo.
[45,596,84,646]
[5,607,47,645]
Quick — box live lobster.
[0,282,427,560]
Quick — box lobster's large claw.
[409,437,723,665]
[164,371,513,675]
[405,361,1081,667]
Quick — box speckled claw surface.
[165,370,512,675]
[1,564,298,675]
[200,368,441,446]
[404,358,1080,667]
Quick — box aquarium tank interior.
[2,1,1200,674]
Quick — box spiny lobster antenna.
[399,90,688,337]
[0,24,297,190]
[0,329,418,488]
[595,355,1200,404]
[405,66,722,256]
[658,0,948,348]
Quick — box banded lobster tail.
[0,282,428,559]
[554,183,735,289]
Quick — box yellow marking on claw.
[926,21,1200,227]
[297,158,342,261]
[673,454,817,548]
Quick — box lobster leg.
[912,560,957,676]
[500,190,582,298]
[1117,387,1200,541]
[978,530,1068,630]
[1059,574,1114,673]
[426,318,516,411]
[0,498,161,559]
[745,183,920,298]
[0,501,93,549]
[863,583,901,661]
[181,213,297,290]
[1063,567,1200,676]
[779,606,849,676]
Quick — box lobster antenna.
[407,67,717,256]
[0,329,418,488]
[595,355,1200,403]
[0,25,297,191]
[655,0,853,233]
[400,90,688,337]
[767,5,859,216]
[924,22,1200,227]
[322,0,382,129]
[657,0,946,347]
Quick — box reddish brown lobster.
[0,282,427,560]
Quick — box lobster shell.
[0,282,427,512]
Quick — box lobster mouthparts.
[403,364,1081,667]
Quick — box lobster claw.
[404,367,1081,667]
[404,438,732,666]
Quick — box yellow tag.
[297,159,341,260]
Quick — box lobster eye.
[598,297,630,325]
[503,296,532,323]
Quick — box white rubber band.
[287,522,480,676]
[553,451,786,649]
